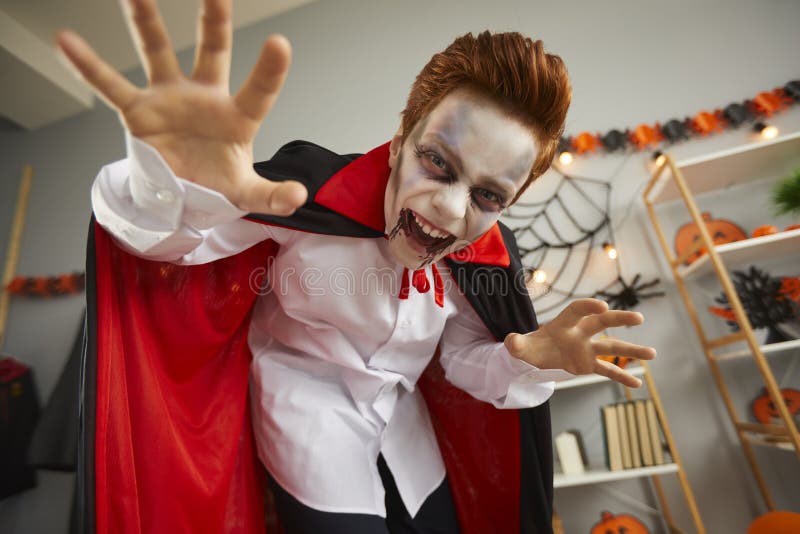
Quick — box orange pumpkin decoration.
[779,277,800,302]
[691,110,724,135]
[747,511,800,534]
[572,132,601,154]
[629,124,662,150]
[591,511,650,534]
[751,388,800,424]
[674,212,747,265]
[751,90,789,117]
[751,224,778,238]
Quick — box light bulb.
[761,125,778,139]
[753,122,779,140]
[558,151,574,166]
[652,150,666,167]
[532,269,547,284]
[602,242,618,260]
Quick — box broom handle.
[0,165,33,352]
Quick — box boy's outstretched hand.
[55,0,307,215]
[504,298,656,388]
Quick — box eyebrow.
[424,132,517,200]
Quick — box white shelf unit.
[643,133,800,514]
[714,339,800,363]
[552,362,705,533]
[554,463,680,489]
[678,228,800,280]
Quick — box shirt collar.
[314,142,511,268]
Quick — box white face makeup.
[384,88,538,269]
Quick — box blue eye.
[430,154,446,169]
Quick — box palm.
[505,298,657,388]
[56,0,306,215]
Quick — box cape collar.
[314,142,510,268]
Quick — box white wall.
[1,0,799,532]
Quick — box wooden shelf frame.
[642,148,800,512]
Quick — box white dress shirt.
[90,134,572,517]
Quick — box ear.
[388,126,403,169]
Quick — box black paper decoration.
[660,119,690,143]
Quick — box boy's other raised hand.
[504,298,657,388]
[56,0,307,216]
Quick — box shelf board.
[554,463,680,488]
[744,432,796,452]
[677,228,800,280]
[554,366,646,391]
[715,338,800,362]
[648,132,800,204]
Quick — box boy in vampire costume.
[57,2,656,533]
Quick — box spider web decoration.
[502,167,663,315]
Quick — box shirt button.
[156,189,175,204]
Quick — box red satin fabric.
[93,224,272,533]
[398,267,444,307]
[418,354,521,534]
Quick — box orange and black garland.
[560,80,800,158]
[4,272,85,297]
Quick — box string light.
[602,242,618,260]
[652,150,666,167]
[753,122,779,140]
[558,150,574,166]
[532,269,548,284]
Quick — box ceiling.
[0,0,315,130]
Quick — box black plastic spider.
[595,274,664,311]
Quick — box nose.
[431,183,469,222]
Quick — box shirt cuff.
[498,348,576,409]
[126,132,247,230]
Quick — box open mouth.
[397,208,457,255]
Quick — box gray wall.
[1,0,799,532]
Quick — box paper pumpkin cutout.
[751,388,800,424]
[674,212,746,265]
[591,511,650,534]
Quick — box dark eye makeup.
[413,144,508,212]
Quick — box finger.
[553,298,608,329]
[55,30,139,111]
[593,337,656,361]
[504,332,528,358]
[192,0,232,85]
[235,177,308,216]
[234,34,291,121]
[122,0,181,83]
[579,309,643,336]
[594,359,642,388]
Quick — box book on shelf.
[616,403,633,469]
[555,429,587,475]
[635,400,654,466]
[625,401,642,468]
[602,399,668,471]
[646,399,665,465]
[601,405,623,471]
